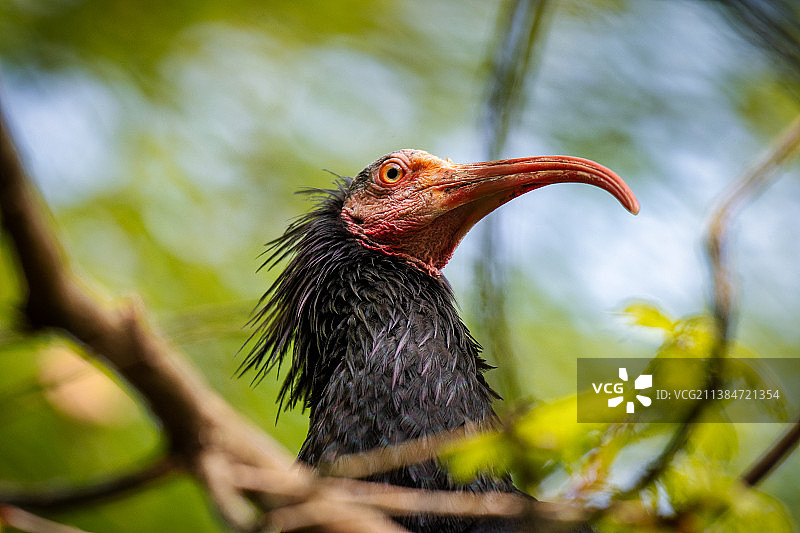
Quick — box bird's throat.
[341,208,467,277]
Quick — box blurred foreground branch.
[324,423,476,479]
[0,505,90,533]
[0,456,176,512]
[0,99,404,533]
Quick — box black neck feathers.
[241,182,504,477]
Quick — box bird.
[241,149,639,532]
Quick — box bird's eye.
[379,161,405,185]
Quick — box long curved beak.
[439,155,639,218]
[418,155,638,255]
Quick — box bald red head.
[341,149,639,275]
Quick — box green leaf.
[623,302,675,332]
[516,395,603,461]
[441,430,510,482]
[442,396,604,486]
[709,486,794,533]
[657,453,793,532]
[687,411,738,463]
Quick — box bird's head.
[341,149,639,275]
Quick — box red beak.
[439,155,639,221]
[341,149,639,275]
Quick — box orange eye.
[379,161,405,185]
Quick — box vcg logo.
[592,367,653,414]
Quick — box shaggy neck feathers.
[242,182,502,474]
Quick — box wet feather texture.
[238,146,628,532]
[241,182,525,531]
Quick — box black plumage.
[242,183,517,532]
[241,149,637,532]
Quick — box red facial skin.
[341,149,639,276]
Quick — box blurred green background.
[0,0,798,531]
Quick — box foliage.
[1,0,799,531]
[444,303,795,531]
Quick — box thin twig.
[233,464,531,520]
[0,505,90,533]
[476,0,554,402]
[708,114,800,339]
[239,464,589,533]
[0,456,176,511]
[608,114,800,503]
[706,115,800,487]
[742,416,800,486]
[266,500,407,533]
[323,423,478,479]
[484,0,552,159]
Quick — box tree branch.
[232,464,530,519]
[742,414,800,486]
[0,97,403,533]
[705,114,800,487]
[0,505,90,533]
[606,114,800,504]
[475,0,554,402]
[0,456,176,512]
[708,114,800,341]
[0,105,291,471]
[323,423,477,479]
